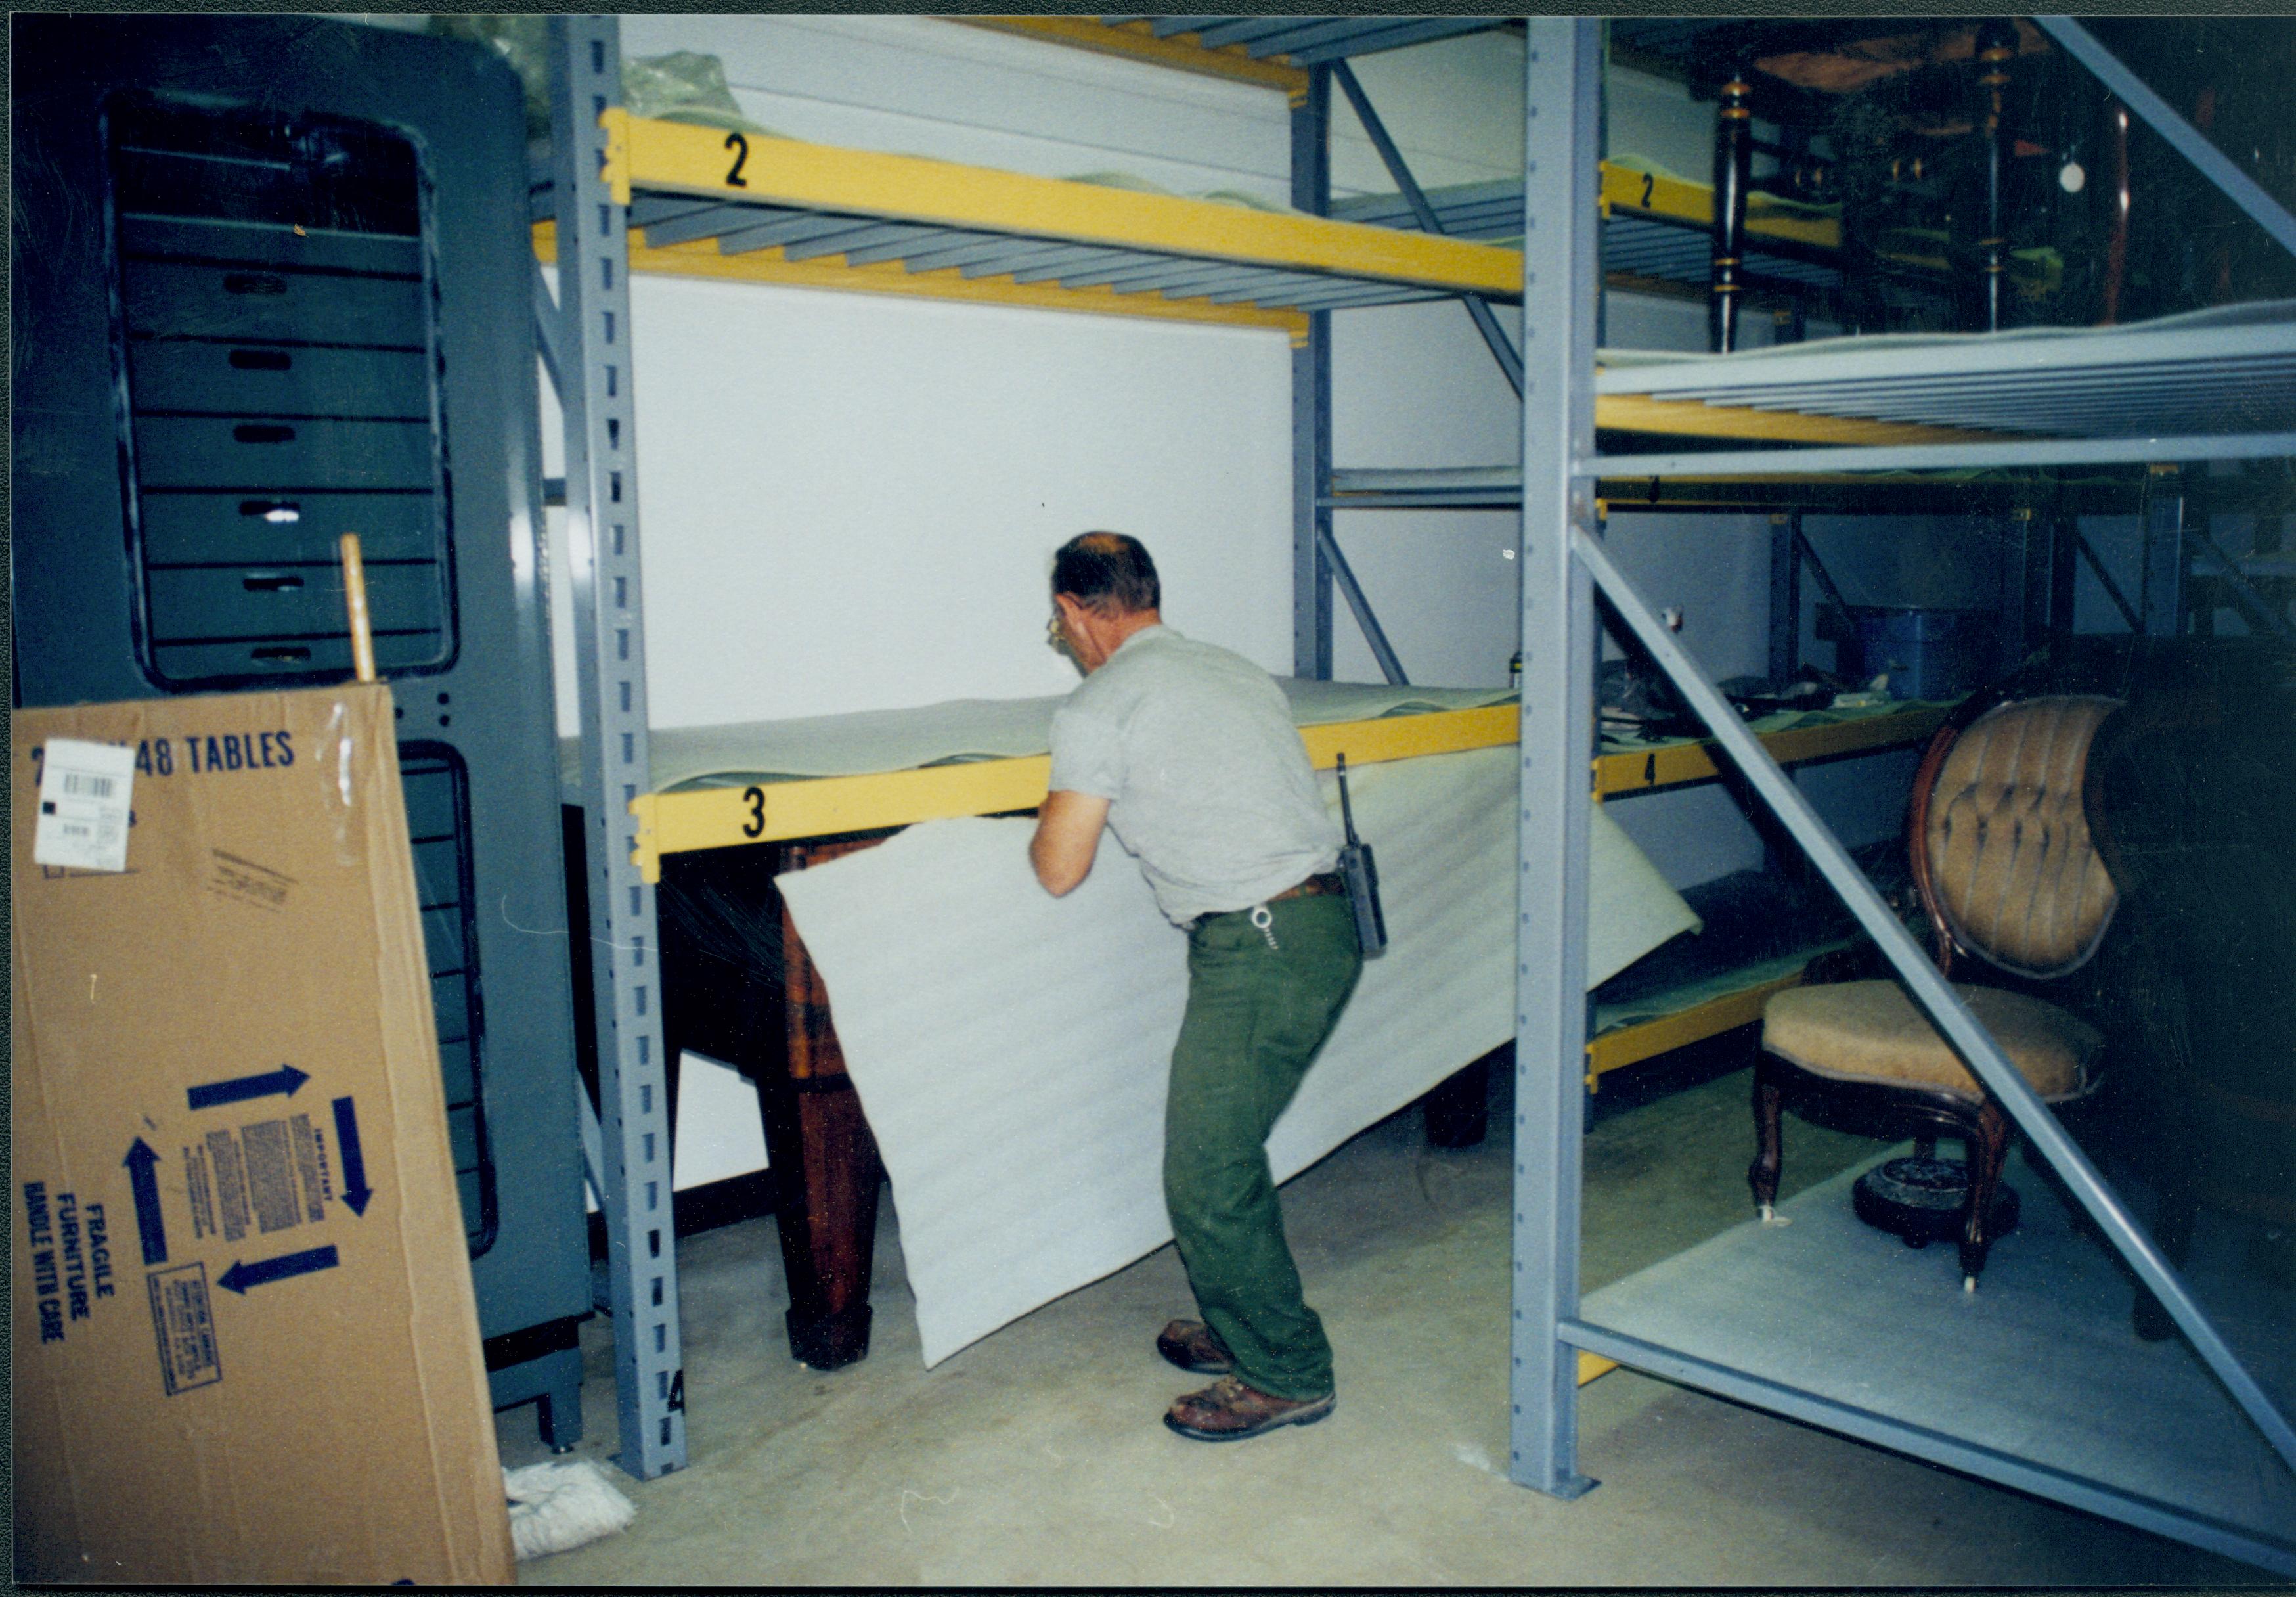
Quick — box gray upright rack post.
[1292,63,1335,680]
[544,12,689,1481]
[1510,15,1603,1502]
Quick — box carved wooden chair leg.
[1750,1055,1785,1220]
[1960,1096,2015,1291]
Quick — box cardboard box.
[12,685,515,1585]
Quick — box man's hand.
[1030,789,1110,895]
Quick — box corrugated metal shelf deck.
[534,111,1524,334]
[625,699,1949,880]
[1334,166,1842,294]
[1328,465,2153,514]
[1598,305,2296,441]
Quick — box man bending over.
[1030,531,1363,1442]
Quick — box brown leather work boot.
[1155,1318,1235,1375]
[1163,1375,1336,1442]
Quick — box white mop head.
[504,1458,637,1560]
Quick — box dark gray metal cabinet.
[12,13,589,1445]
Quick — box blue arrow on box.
[217,1245,339,1295]
[187,1064,310,1111]
[332,1095,374,1216]
[122,1138,167,1266]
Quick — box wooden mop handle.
[338,532,378,684]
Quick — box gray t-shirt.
[1048,625,1341,924]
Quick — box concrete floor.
[500,1048,2280,1586]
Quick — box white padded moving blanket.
[591,680,1516,792]
[777,744,1697,1366]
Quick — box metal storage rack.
[537,11,1989,1479]
[534,12,1534,1479]
[1512,16,2296,1573]
[544,22,2295,1544]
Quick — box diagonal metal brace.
[1331,59,1524,399]
[532,262,565,399]
[2185,520,2296,641]
[1317,526,1409,685]
[2074,533,2143,631]
[2035,16,2296,259]
[1570,520,2296,1480]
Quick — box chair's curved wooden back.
[1909,694,2123,980]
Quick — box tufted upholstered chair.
[1754,694,2123,1290]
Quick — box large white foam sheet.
[777,746,1697,1366]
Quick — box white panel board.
[776,747,1696,1366]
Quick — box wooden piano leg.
[759,1075,883,1370]
[766,836,890,1370]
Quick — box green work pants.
[1164,892,1363,1401]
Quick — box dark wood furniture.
[1752,692,2120,1288]
[652,833,889,1370]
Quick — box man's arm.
[1030,789,1110,895]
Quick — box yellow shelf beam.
[1601,160,1840,252]
[602,111,1522,300]
[1585,970,1808,1089]
[1595,703,1950,798]
[950,17,1310,98]
[628,701,1947,881]
[629,706,1514,881]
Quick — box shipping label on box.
[12,686,514,1586]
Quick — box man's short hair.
[1052,531,1160,615]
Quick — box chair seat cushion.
[1762,979,2101,1102]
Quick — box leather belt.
[1269,871,1346,903]
[1189,872,1346,931]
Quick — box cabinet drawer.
[410,836,466,915]
[138,488,443,566]
[133,415,435,490]
[144,560,447,641]
[121,258,424,346]
[431,973,473,1047]
[148,629,445,685]
[127,340,431,420]
[117,213,421,279]
[437,1040,477,1112]
[420,904,470,974]
[399,763,464,845]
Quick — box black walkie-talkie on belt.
[1335,753,1387,956]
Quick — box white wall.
[542,16,1549,732]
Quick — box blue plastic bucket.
[1846,607,1999,700]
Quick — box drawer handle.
[233,424,296,444]
[251,645,311,662]
[229,348,293,371]
[223,273,289,296]
[238,499,301,523]
[243,574,305,593]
